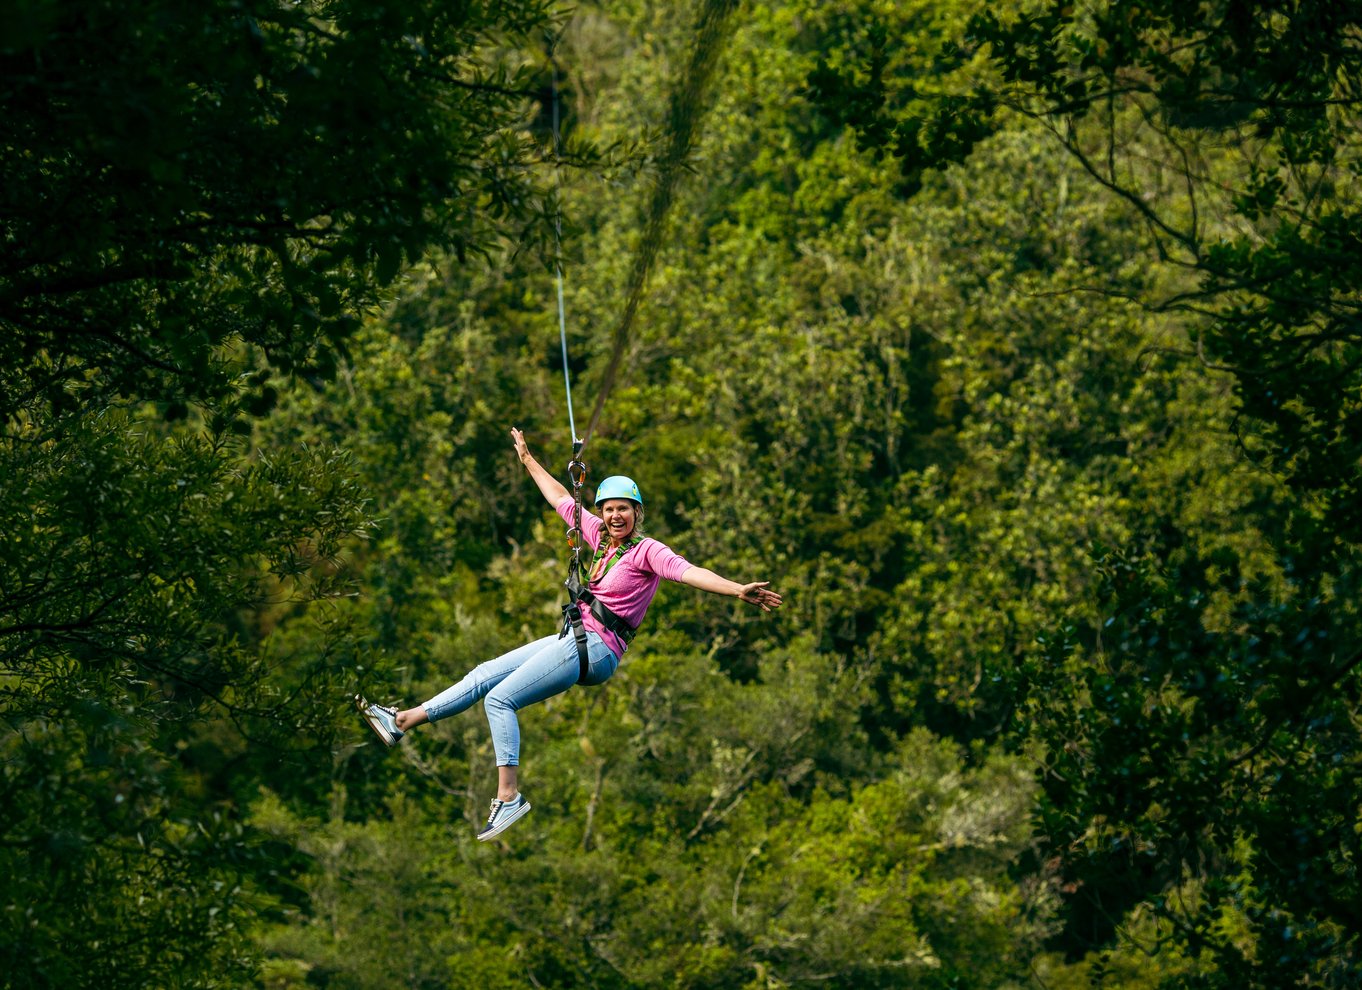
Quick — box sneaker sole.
[477,800,532,841]
[354,695,401,747]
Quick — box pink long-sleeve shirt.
[555,496,692,657]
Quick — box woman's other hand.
[737,582,783,612]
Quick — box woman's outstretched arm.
[511,427,569,507]
[680,567,783,612]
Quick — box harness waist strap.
[578,589,637,645]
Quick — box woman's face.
[600,499,638,543]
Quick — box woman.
[357,427,783,841]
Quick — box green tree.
[245,3,1126,986]
[1,1,574,985]
[803,0,1362,983]
[0,410,373,987]
[1,0,560,418]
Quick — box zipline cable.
[548,36,579,452]
[577,0,742,454]
[546,30,589,598]
[547,1,740,607]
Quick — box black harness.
[560,535,641,682]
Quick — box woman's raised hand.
[737,582,783,612]
[511,426,570,505]
[511,427,531,463]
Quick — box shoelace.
[486,798,504,823]
[369,704,401,737]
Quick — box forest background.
[3,1,1360,988]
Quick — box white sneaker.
[477,793,531,841]
[355,695,404,746]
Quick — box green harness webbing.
[588,535,642,583]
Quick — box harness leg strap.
[560,602,591,683]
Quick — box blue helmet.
[594,475,643,507]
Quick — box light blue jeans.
[421,632,619,766]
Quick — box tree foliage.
[1,0,558,418]
[2,1,570,986]
[7,0,1362,987]
[804,0,1362,983]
